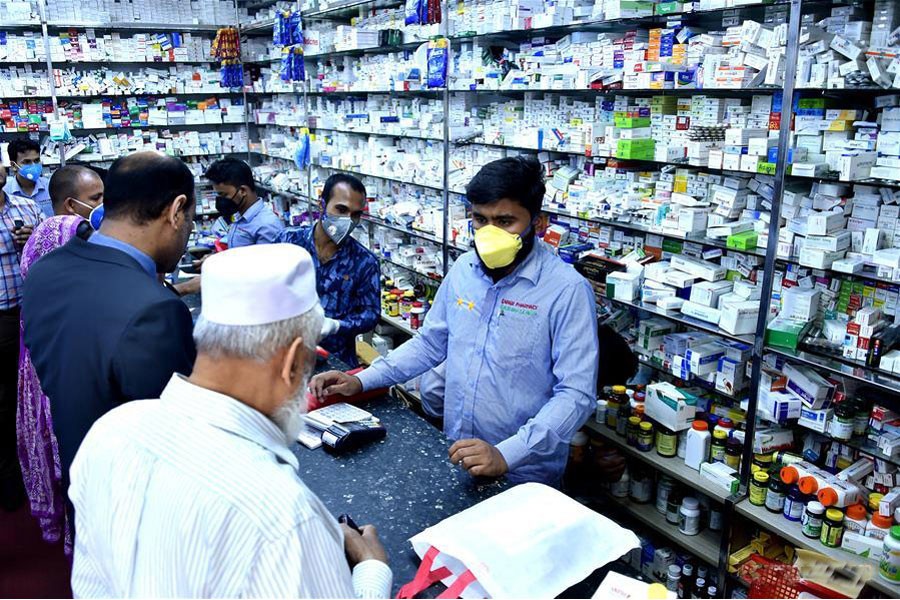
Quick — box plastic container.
[868,513,894,541]
[595,399,608,425]
[715,417,734,434]
[820,509,845,548]
[802,501,826,538]
[845,504,869,535]
[854,402,870,437]
[630,471,652,504]
[709,505,723,532]
[666,492,682,525]
[831,402,855,441]
[611,470,629,498]
[409,302,425,330]
[685,421,711,470]
[879,525,900,583]
[678,564,693,600]
[751,452,773,474]
[780,461,830,496]
[657,477,675,515]
[677,430,688,459]
[606,395,620,430]
[569,431,589,468]
[627,416,642,447]
[637,421,654,452]
[666,565,681,593]
[679,497,701,536]
[710,429,727,463]
[818,479,864,508]
[749,471,769,506]
[870,493,885,513]
[783,485,805,522]
[656,426,678,457]
[766,476,787,513]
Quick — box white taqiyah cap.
[200,243,319,326]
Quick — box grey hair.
[193,304,324,361]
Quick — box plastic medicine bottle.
[685,421,711,470]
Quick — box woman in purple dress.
[16,215,86,555]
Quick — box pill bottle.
[656,426,678,457]
[709,505,723,532]
[802,501,825,538]
[637,421,654,452]
[751,452,773,474]
[627,416,642,447]
[409,302,425,330]
[818,479,864,508]
[854,402,870,437]
[685,420,711,471]
[870,493,885,513]
[766,476,786,514]
[666,565,681,593]
[606,394,620,430]
[868,513,894,541]
[725,438,742,471]
[783,485,805,522]
[679,497,701,536]
[595,399,608,425]
[749,471,769,506]
[879,526,900,583]
[630,471,653,504]
[831,402,855,441]
[666,491,682,525]
[820,509,845,548]
[610,470,629,498]
[844,504,869,535]
[710,429,727,463]
[656,477,675,515]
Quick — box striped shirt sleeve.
[243,517,391,599]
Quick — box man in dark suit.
[22,151,197,497]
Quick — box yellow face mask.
[473,224,523,270]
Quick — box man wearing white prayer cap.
[67,244,393,599]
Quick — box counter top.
[294,394,509,596]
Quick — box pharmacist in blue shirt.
[206,158,284,248]
[311,157,599,485]
[3,139,52,218]
[279,174,380,367]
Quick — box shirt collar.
[236,199,264,223]
[161,375,299,469]
[7,175,47,198]
[471,238,545,286]
[88,232,157,279]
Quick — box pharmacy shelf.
[786,171,900,192]
[594,491,721,566]
[0,21,42,29]
[362,215,466,252]
[585,420,735,503]
[310,162,446,192]
[380,313,415,336]
[68,121,243,134]
[302,0,403,20]
[55,91,243,99]
[45,21,226,32]
[447,0,782,46]
[377,255,443,285]
[62,149,243,165]
[735,499,900,598]
[606,296,754,346]
[843,436,900,469]
[636,355,747,404]
[54,59,215,65]
[765,345,900,397]
[307,124,443,142]
[305,40,427,60]
[541,205,769,260]
[307,88,445,96]
[448,86,784,96]
[256,183,312,204]
[241,19,274,35]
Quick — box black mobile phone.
[338,513,363,534]
[13,219,24,230]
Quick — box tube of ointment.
[818,478,865,508]
[836,457,875,483]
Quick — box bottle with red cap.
[818,478,864,508]
[685,420,711,471]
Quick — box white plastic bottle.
[685,420,711,470]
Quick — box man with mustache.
[67,244,392,598]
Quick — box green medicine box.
[655,1,683,14]
[614,114,652,128]
[617,138,655,160]
[765,317,812,351]
[757,162,776,175]
[727,230,758,251]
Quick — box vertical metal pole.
[440,0,451,276]
[741,0,802,493]
[236,0,252,164]
[36,0,65,167]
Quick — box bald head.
[103,151,195,225]
[49,165,104,218]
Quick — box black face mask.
[215,190,241,219]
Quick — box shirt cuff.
[355,363,391,392]
[352,559,393,599]
[496,434,530,474]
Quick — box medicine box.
[781,287,822,321]
[765,317,812,350]
[680,300,722,325]
[719,301,759,336]
[784,363,835,409]
[645,381,698,431]
[798,406,833,433]
[690,280,734,307]
[671,254,726,282]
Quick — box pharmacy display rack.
[5,0,900,595]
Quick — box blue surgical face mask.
[89,203,105,230]
[16,162,42,183]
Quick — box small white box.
[680,300,722,325]
[798,406,833,433]
[782,287,822,321]
[690,280,735,307]
[719,301,759,336]
[808,211,846,235]
[785,363,836,409]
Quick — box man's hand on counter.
[309,370,363,400]
[342,523,388,567]
[449,439,509,478]
[173,276,202,296]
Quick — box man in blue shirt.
[206,158,284,249]
[311,157,599,485]
[279,174,380,367]
[4,139,52,218]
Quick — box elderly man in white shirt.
[68,243,393,598]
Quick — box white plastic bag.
[398,483,641,599]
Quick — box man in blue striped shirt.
[311,157,599,486]
[69,244,392,598]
